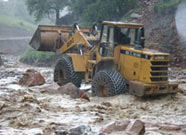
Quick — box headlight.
[154,55,168,60]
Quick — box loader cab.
[99,21,145,57]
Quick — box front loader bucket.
[29,25,91,52]
[29,25,71,52]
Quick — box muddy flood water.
[0,55,186,135]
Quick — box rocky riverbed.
[0,55,186,135]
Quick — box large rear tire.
[92,69,127,97]
[54,55,83,87]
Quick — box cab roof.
[102,21,143,28]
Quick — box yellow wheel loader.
[30,21,178,97]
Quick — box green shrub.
[20,47,57,65]
[153,0,184,13]
[0,15,36,31]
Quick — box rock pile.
[55,120,145,135]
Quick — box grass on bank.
[20,47,57,64]
[0,15,36,31]
[153,0,186,13]
[120,5,142,21]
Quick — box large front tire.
[54,55,83,87]
[92,69,127,97]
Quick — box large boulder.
[100,119,145,135]
[58,82,79,98]
[126,120,145,135]
[19,69,45,87]
[100,120,130,134]
[58,83,90,101]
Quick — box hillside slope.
[0,23,34,55]
[127,0,186,67]
[0,23,33,38]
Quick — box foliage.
[0,0,32,22]
[70,0,138,26]
[0,0,52,29]
[26,0,68,24]
[20,47,57,65]
[0,15,36,31]
[153,0,186,13]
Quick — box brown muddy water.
[0,55,186,135]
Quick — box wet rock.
[126,120,145,135]
[21,94,40,104]
[19,69,45,87]
[55,130,68,135]
[58,83,90,101]
[101,102,112,107]
[159,124,181,131]
[58,83,79,98]
[78,90,90,101]
[145,122,182,132]
[0,56,3,66]
[100,120,130,134]
[69,125,91,134]
[55,125,104,135]
[101,120,145,135]
[96,133,105,135]
[0,101,5,110]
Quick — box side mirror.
[73,23,80,33]
[91,23,98,36]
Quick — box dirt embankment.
[132,0,186,67]
[0,24,33,55]
[144,11,185,67]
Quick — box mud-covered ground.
[0,55,186,135]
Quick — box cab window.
[101,25,108,42]
[114,26,139,45]
[108,27,114,43]
[99,25,115,57]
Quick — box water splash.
[175,1,186,41]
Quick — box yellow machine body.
[114,45,177,96]
[30,21,178,97]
